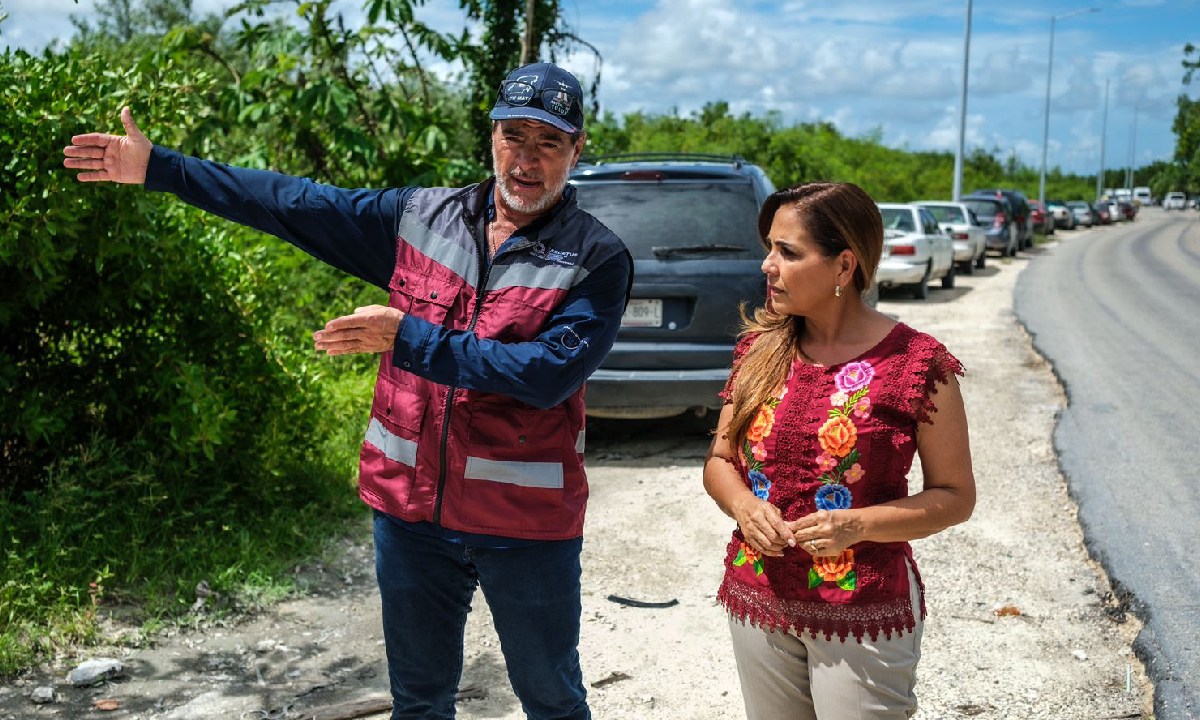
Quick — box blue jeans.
[373,511,590,720]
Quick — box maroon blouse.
[716,322,963,642]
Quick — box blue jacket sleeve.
[143,145,407,289]
[392,252,632,408]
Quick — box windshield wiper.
[651,243,747,258]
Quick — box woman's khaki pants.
[727,566,924,720]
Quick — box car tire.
[941,263,956,289]
[960,259,974,276]
[911,263,930,300]
[975,250,986,270]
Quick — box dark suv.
[968,188,1034,250]
[569,153,775,419]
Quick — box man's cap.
[490,62,585,134]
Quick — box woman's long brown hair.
[725,182,884,448]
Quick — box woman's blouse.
[717,322,963,642]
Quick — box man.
[64,62,631,720]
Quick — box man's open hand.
[63,106,152,184]
[314,305,405,356]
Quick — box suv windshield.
[573,182,762,258]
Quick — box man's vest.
[357,182,624,540]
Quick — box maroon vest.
[357,183,619,540]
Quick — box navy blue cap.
[490,62,585,134]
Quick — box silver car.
[1066,201,1094,227]
[916,201,987,274]
[875,203,956,300]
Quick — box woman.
[704,182,976,720]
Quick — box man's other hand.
[63,106,152,184]
[314,305,405,356]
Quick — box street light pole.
[1127,100,1139,191]
[953,0,973,201]
[1038,7,1099,206]
[1096,78,1109,203]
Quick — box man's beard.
[493,159,569,216]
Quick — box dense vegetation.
[1,0,1195,676]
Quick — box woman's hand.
[788,509,863,557]
[731,496,796,557]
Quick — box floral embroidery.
[835,361,874,392]
[732,542,764,576]
[737,381,789,577]
[808,362,875,592]
[809,549,857,591]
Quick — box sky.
[2,0,1198,177]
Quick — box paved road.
[1016,208,1200,720]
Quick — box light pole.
[1038,7,1099,206]
[952,0,973,201]
[1096,78,1109,203]
[1126,100,1139,191]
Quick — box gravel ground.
[0,242,1155,719]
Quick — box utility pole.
[1096,79,1109,203]
[953,0,973,201]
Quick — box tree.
[1162,42,1200,193]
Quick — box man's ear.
[570,133,586,167]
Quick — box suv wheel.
[975,249,986,270]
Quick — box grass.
[0,365,376,677]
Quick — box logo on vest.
[529,242,578,267]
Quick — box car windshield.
[572,181,762,259]
[924,205,967,224]
[962,199,1000,219]
[879,208,916,232]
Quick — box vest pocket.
[389,268,462,325]
[360,377,427,501]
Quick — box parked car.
[1028,199,1054,236]
[875,203,955,299]
[916,201,987,273]
[1105,199,1123,222]
[1163,191,1187,210]
[1092,202,1112,225]
[1065,200,1094,227]
[960,195,1018,257]
[1117,199,1136,221]
[569,153,774,419]
[969,188,1034,249]
[1046,200,1076,230]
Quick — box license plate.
[621,299,663,328]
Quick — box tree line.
[0,0,1195,675]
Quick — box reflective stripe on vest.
[464,457,564,489]
[365,418,417,467]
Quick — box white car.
[916,201,987,274]
[1164,192,1187,210]
[875,203,956,300]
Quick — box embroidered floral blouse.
[717,322,963,643]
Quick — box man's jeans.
[373,511,590,720]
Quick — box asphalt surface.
[1016,208,1200,720]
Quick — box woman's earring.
[834,284,843,298]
